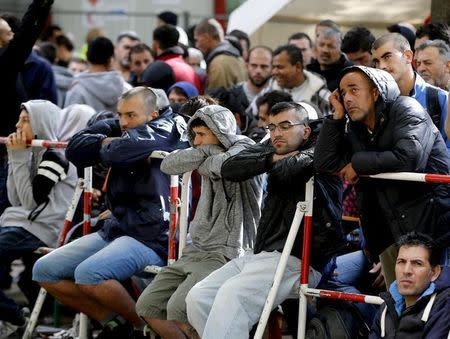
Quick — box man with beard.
[113,31,140,82]
[235,46,273,105]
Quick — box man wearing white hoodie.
[0,100,77,335]
[64,36,130,113]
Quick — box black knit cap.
[158,11,178,26]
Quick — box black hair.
[153,24,179,50]
[269,102,309,126]
[40,24,62,41]
[129,43,154,61]
[256,90,293,111]
[396,232,442,267]
[341,27,375,53]
[179,96,218,117]
[55,35,74,51]
[288,32,312,47]
[225,35,243,56]
[38,42,57,64]
[189,117,208,129]
[87,36,114,65]
[273,44,303,65]
[229,29,250,49]
[416,23,450,46]
[158,11,178,26]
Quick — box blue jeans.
[33,232,164,285]
[319,250,377,324]
[0,226,45,323]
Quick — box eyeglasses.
[265,121,304,132]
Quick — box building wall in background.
[0,0,213,52]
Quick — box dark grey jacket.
[315,66,450,257]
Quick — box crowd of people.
[0,0,449,338]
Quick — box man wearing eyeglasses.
[186,102,345,338]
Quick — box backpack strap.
[380,305,388,338]
[426,86,441,129]
[421,292,437,323]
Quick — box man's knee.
[32,255,56,283]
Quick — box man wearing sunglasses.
[186,101,345,338]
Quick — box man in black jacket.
[186,102,345,338]
[314,66,450,286]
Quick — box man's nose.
[403,262,413,274]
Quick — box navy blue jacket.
[370,266,450,339]
[66,108,187,259]
[22,51,57,104]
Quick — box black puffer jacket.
[221,138,346,271]
[315,66,450,258]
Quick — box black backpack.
[306,301,370,339]
[425,86,441,129]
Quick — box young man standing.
[135,104,261,339]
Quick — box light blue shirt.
[411,73,449,151]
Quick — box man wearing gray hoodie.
[135,105,263,339]
[0,100,77,332]
[64,36,129,113]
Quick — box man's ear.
[403,49,414,64]
[372,88,380,102]
[430,265,441,282]
[303,125,312,140]
[150,110,159,121]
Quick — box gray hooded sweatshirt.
[161,105,263,259]
[64,70,125,112]
[1,100,77,247]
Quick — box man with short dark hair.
[33,87,187,338]
[372,32,449,150]
[152,24,201,91]
[288,32,315,66]
[369,232,450,339]
[64,36,128,112]
[255,90,293,128]
[307,27,353,91]
[415,22,450,50]
[415,39,450,91]
[194,18,246,91]
[114,31,140,81]
[341,26,375,66]
[269,44,331,114]
[128,43,154,86]
[315,65,450,286]
[186,101,345,338]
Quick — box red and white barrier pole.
[178,171,192,257]
[304,288,383,305]
[0,137,68,148]
[365,172,450,184]
[168,175,179,265]
[80,167,93,339]
[298,178,314,339]
[254,178,314,339]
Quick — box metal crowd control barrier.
[0,137,68,149]
[255,172,450,339]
